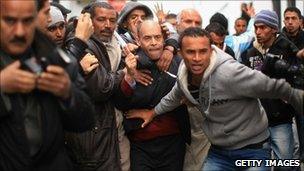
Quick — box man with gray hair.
[176,8,202,34]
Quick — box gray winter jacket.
[155,45,303,150]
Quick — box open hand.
[125,109,156,128]
[133,69,153,86]
[154,3,169,23]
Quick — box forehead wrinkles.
[139,22,162,37]
[1,1,36,18]
[95,8,116,17]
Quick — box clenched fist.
[75,13,94,42]
[79,53,99,75]
[0,61,37,93]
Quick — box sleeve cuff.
[121,78,135,96]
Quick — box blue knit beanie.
[254,10,279,29]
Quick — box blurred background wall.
[56,0,303,34]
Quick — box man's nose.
[47,14,52,24]
[191,22,196,27]
[151,37,156,45]
[15,22,25,37]
[105,19,110,27]
[55,28,62,37]
[255,28,261,34]
[138,17,144,23]
[193,52,200,61]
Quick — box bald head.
[137,20,164,60]
[137,20,161,36]
[177,9,202,34]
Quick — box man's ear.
[272,28,278,34]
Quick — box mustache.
[101,28,113,34]
[10,36,26,44]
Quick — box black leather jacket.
[0,30,95,171]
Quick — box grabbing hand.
[80,53,99,75]
[296,48,304,59]
[156,46,173,71]
[133,69,153,86]
[0,61,36,93]
[75,13,94,42]
[125,109,156,128]
[37,65,71,99]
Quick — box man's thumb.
[141,120,149,128]
[10,60,21,68]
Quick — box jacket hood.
[117,2,153,26]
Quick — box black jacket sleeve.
[59,82,95,133]
[65,37,88,61]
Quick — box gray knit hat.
[254,10,279,29]
[49,6,64,27]
[117,2,153,26]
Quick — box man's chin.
[191,69,204,76]
[7,45,28,56]
[148,52,162,60]
[55,41,63,47]
[100,37,111,43]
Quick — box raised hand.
[245,3,255,18]
[124,47,137,76]
[0,61,36,93]
[79,53,99,75]
[154,3,169,23]
[37,65,71,99]
[75,13,94,42]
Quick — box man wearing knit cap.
[46,6,66,47]
[243,10,302,170]
[117,1,153,43]
[51,2,71,22]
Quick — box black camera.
[21,31,71,75]
[263,53,304,88]
[21,48,71,75]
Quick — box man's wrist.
[164,46,174,53]
[124,74,136,89]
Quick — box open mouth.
[192,64,203,71]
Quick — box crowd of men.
[0,0,304,171]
